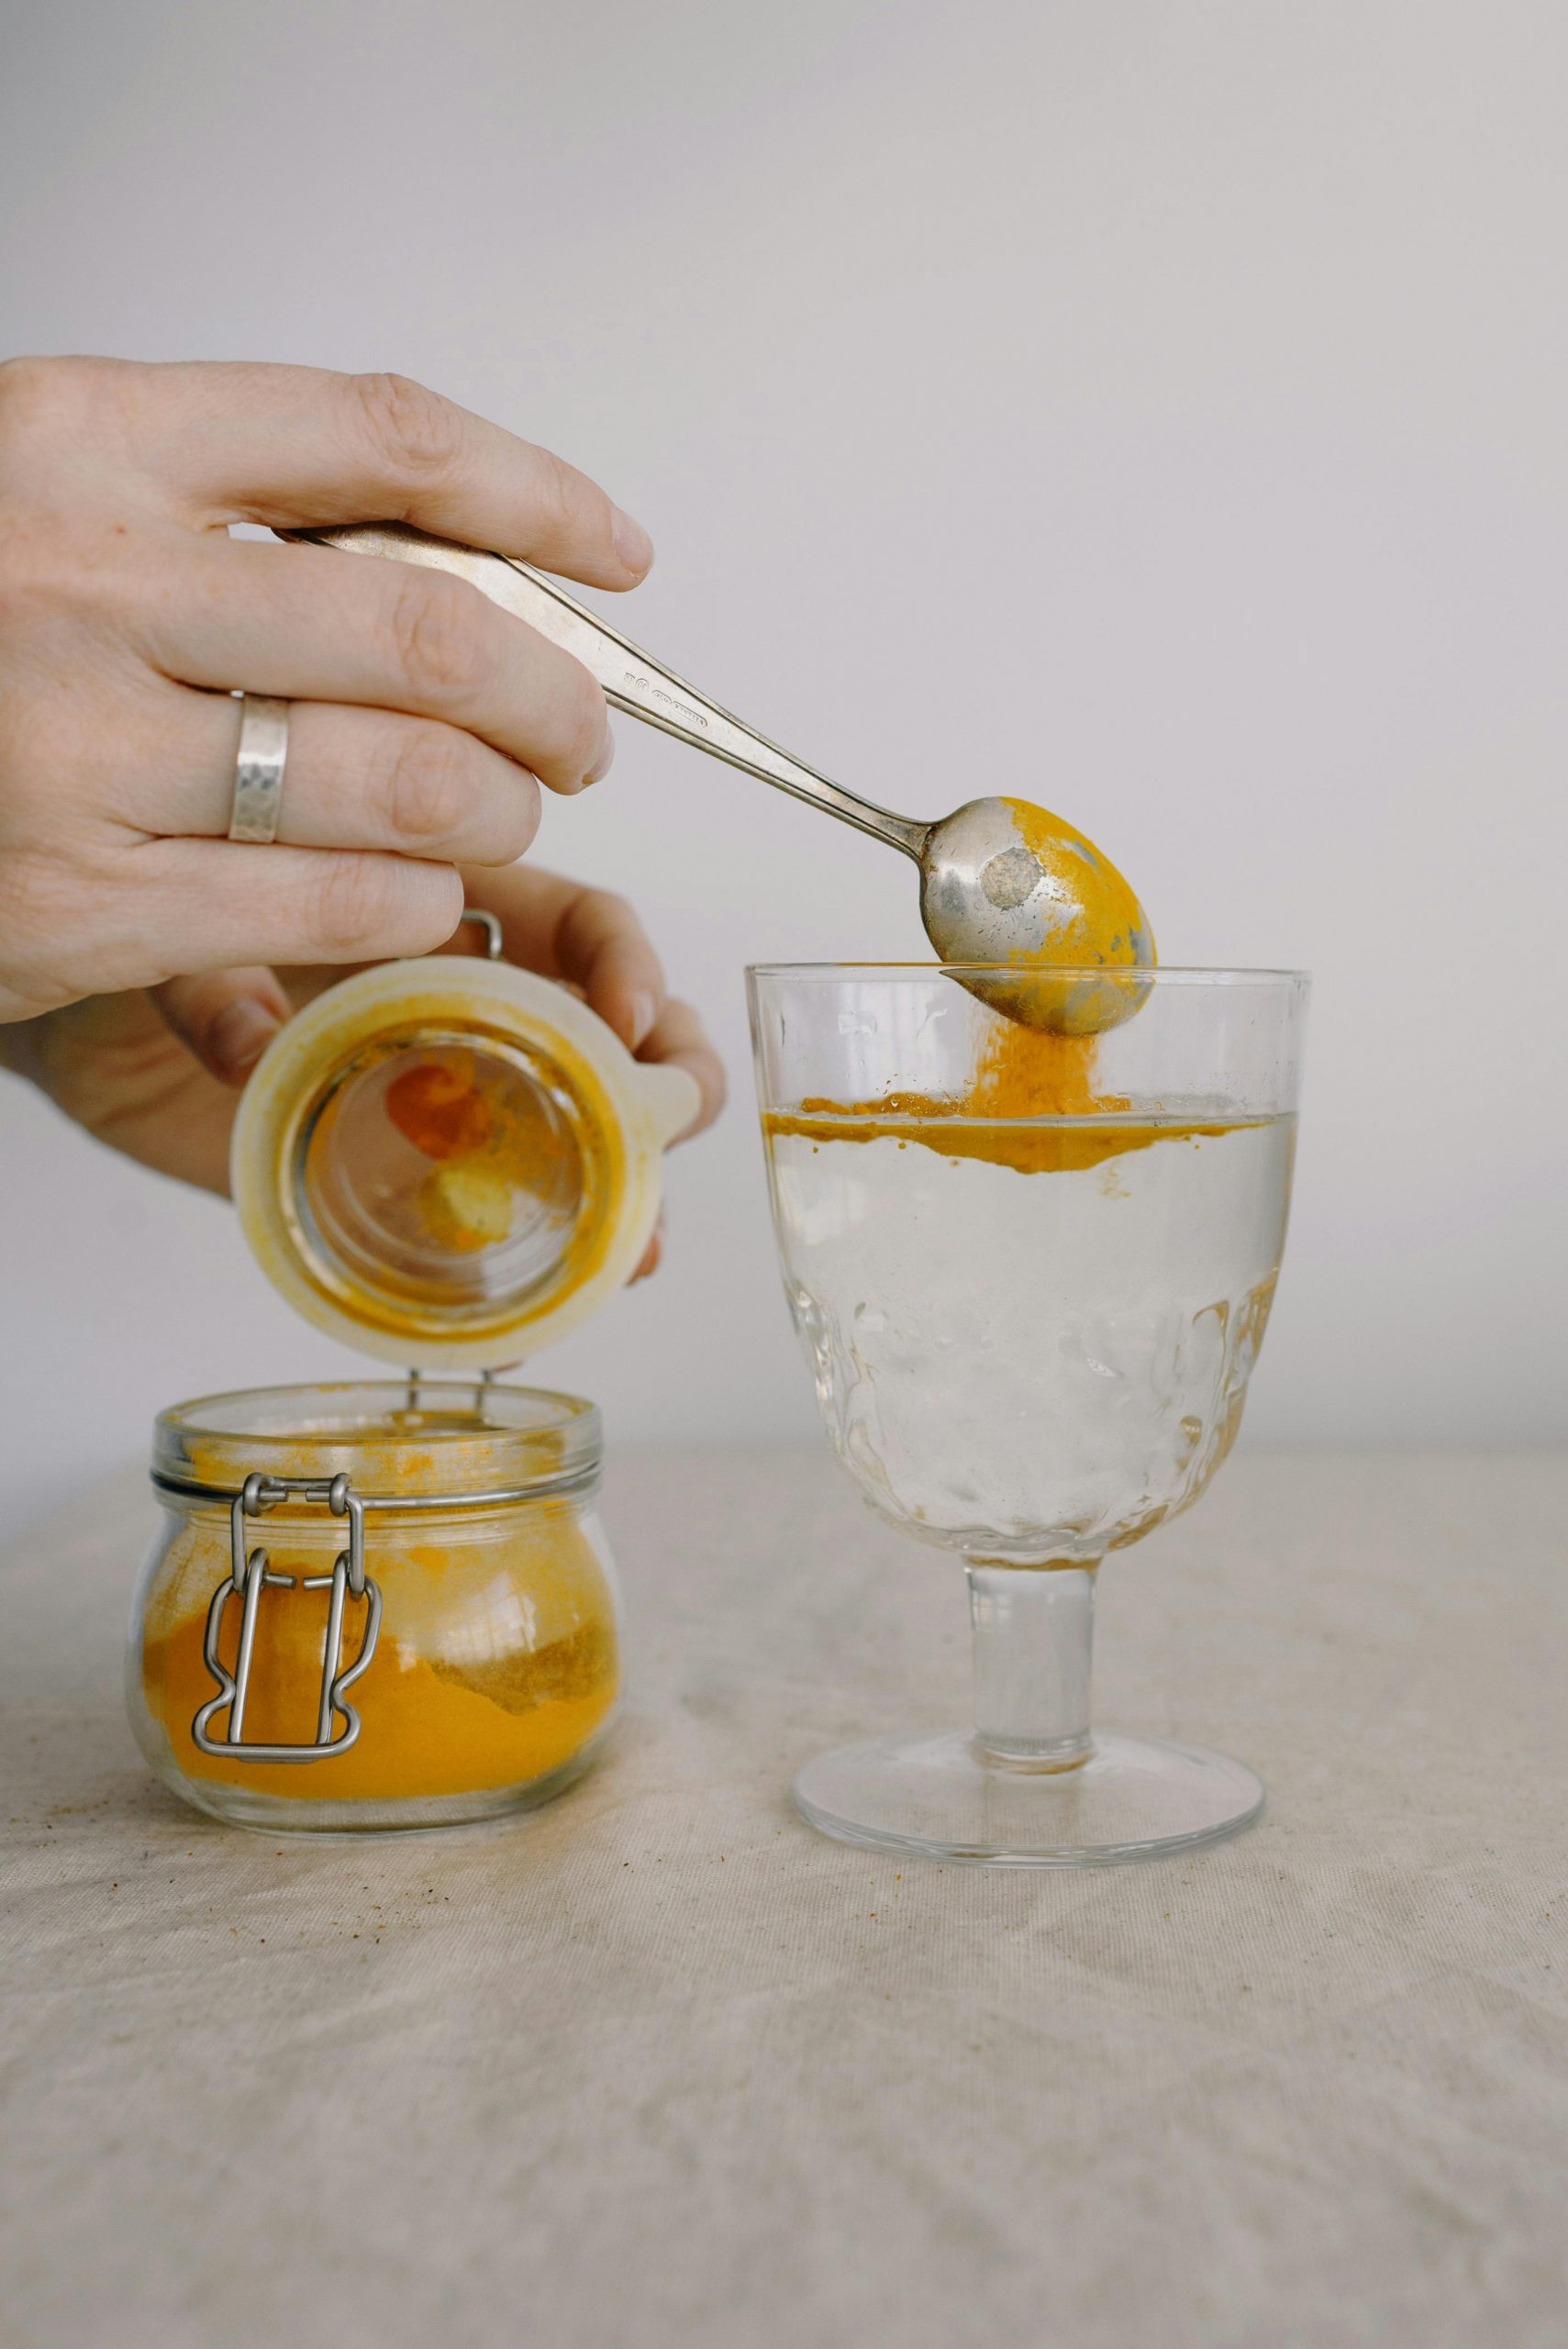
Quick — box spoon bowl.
[918,796,1154,1031]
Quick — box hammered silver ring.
[226,693,291,843]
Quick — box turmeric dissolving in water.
[766,1009,1252,1174]
[766,801,1255,1173]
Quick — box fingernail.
[210,997,282,1078]
[612,507,653,574]
[628,990,656,1049]
[631,1219,665,1283]
[586,726,616,786]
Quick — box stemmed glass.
[747,965,1308,1865]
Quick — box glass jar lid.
[151,1379,601,1507]
[231,954,698,1369]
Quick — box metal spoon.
[292,523,1153,1031]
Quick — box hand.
[0,355,652,1024]
[1,866,726,1280]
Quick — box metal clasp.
[192,1472,384,1764]
[458,907,504,959]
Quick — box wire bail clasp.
[458,907,504,959]
[192,1472,383,1764]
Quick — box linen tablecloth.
[2,1447,1564,2349]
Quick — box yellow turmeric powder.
[762,993,1251,1174]
[1002,795,1153,972]
[757,796,1262,1172]
[384,1059,496,1159]
[382,1048,574,1254]
[759,863,1261,1174]
[139,1477,619,1804]
[286,1018,627,1337]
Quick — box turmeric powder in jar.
[129,1381,620,1833]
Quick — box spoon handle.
[288,523,929,863]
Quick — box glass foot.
[795,1729,1263,1866]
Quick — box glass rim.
[745,963,1308,984]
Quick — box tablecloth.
[2,1447,1564,2349]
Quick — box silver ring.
[227,694,290,843]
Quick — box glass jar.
[128,1379,621,1834]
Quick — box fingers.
[137,535,612,796]
[108,360,654,589]
[109,838,465,991]
[455,865,726,1139]
[555,887,668,1052]
[151,965,292,1085]
[457,864,664,1049]
[629,1212,666,1286]
[636,996,728,1141]
[149,688,542,865]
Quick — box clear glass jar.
[128,1379,620,1834]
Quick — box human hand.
[0,355,651,1027]
[2,865,726,1279]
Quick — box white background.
[3,0,1565,1532]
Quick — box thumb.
[150,968,292,1086]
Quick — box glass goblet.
[747,964,1308,1865]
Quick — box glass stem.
[966,1563,1099,1770]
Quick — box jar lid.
[150,1378,599,1505]
[231,954,698,1369]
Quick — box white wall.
[3,0,1565,1531]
